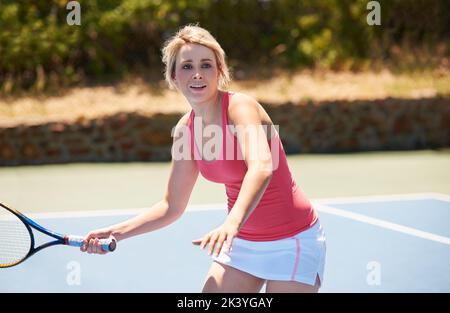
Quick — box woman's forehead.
[177,43,215,62]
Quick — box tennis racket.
[0,201,116,268]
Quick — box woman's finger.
[225,234,234,252]
[87,238,95,254]
[208,232,220,256]
[93,238,100,254]
[93,238,107,255]
[214,232,227,257]
[200,233,212,250]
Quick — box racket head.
[0,203,34,268]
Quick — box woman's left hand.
[192,218,240,257]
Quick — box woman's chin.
[185,88,213,102]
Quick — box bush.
[0,0,448,92]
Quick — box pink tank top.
[188,92,317,241]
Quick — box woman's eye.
[181,63,211,69]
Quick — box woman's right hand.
[80,228,116,255]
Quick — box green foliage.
[0,0,448,92]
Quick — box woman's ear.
[171,72,178,87]
[217,64,222,80]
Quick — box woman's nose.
[193,72,203,79]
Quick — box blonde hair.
[161,24,231,90]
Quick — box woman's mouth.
[189,84,207,90]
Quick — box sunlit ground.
[1,69,449,126]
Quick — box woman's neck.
[190,90,223,125]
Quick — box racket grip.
[66,236,117,252]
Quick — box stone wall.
[1,97,449,166]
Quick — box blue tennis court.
[1,193,449,292]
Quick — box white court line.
[24,192,449,219]
[428,193,450,202]
[315,203,450,246]
[313,192,450,205]
[22,192,450,247]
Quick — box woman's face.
[173,43,220,104]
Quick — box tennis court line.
[25,192,449,219]
[22,193,450,245]
[315,203,450,246]
[313,192,450,204]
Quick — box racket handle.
[65,236,117,252]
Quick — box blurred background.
[0,0,449,91]
[1,0,449,113]
[0,0,448,205]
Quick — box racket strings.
[0,210,31,267]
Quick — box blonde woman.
[81,25,326,293]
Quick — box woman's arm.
[225,93,273,228]
[193,93,273,256]
[82,113,199,253]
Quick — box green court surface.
[0,150,449,214]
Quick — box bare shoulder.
[228,92,261,121]
[172,111,191,137]
[229,92,260,110]
[228,92,273,127]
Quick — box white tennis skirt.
[213,219,326,286]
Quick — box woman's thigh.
[202,261,266,293]
[265,275,321,293]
